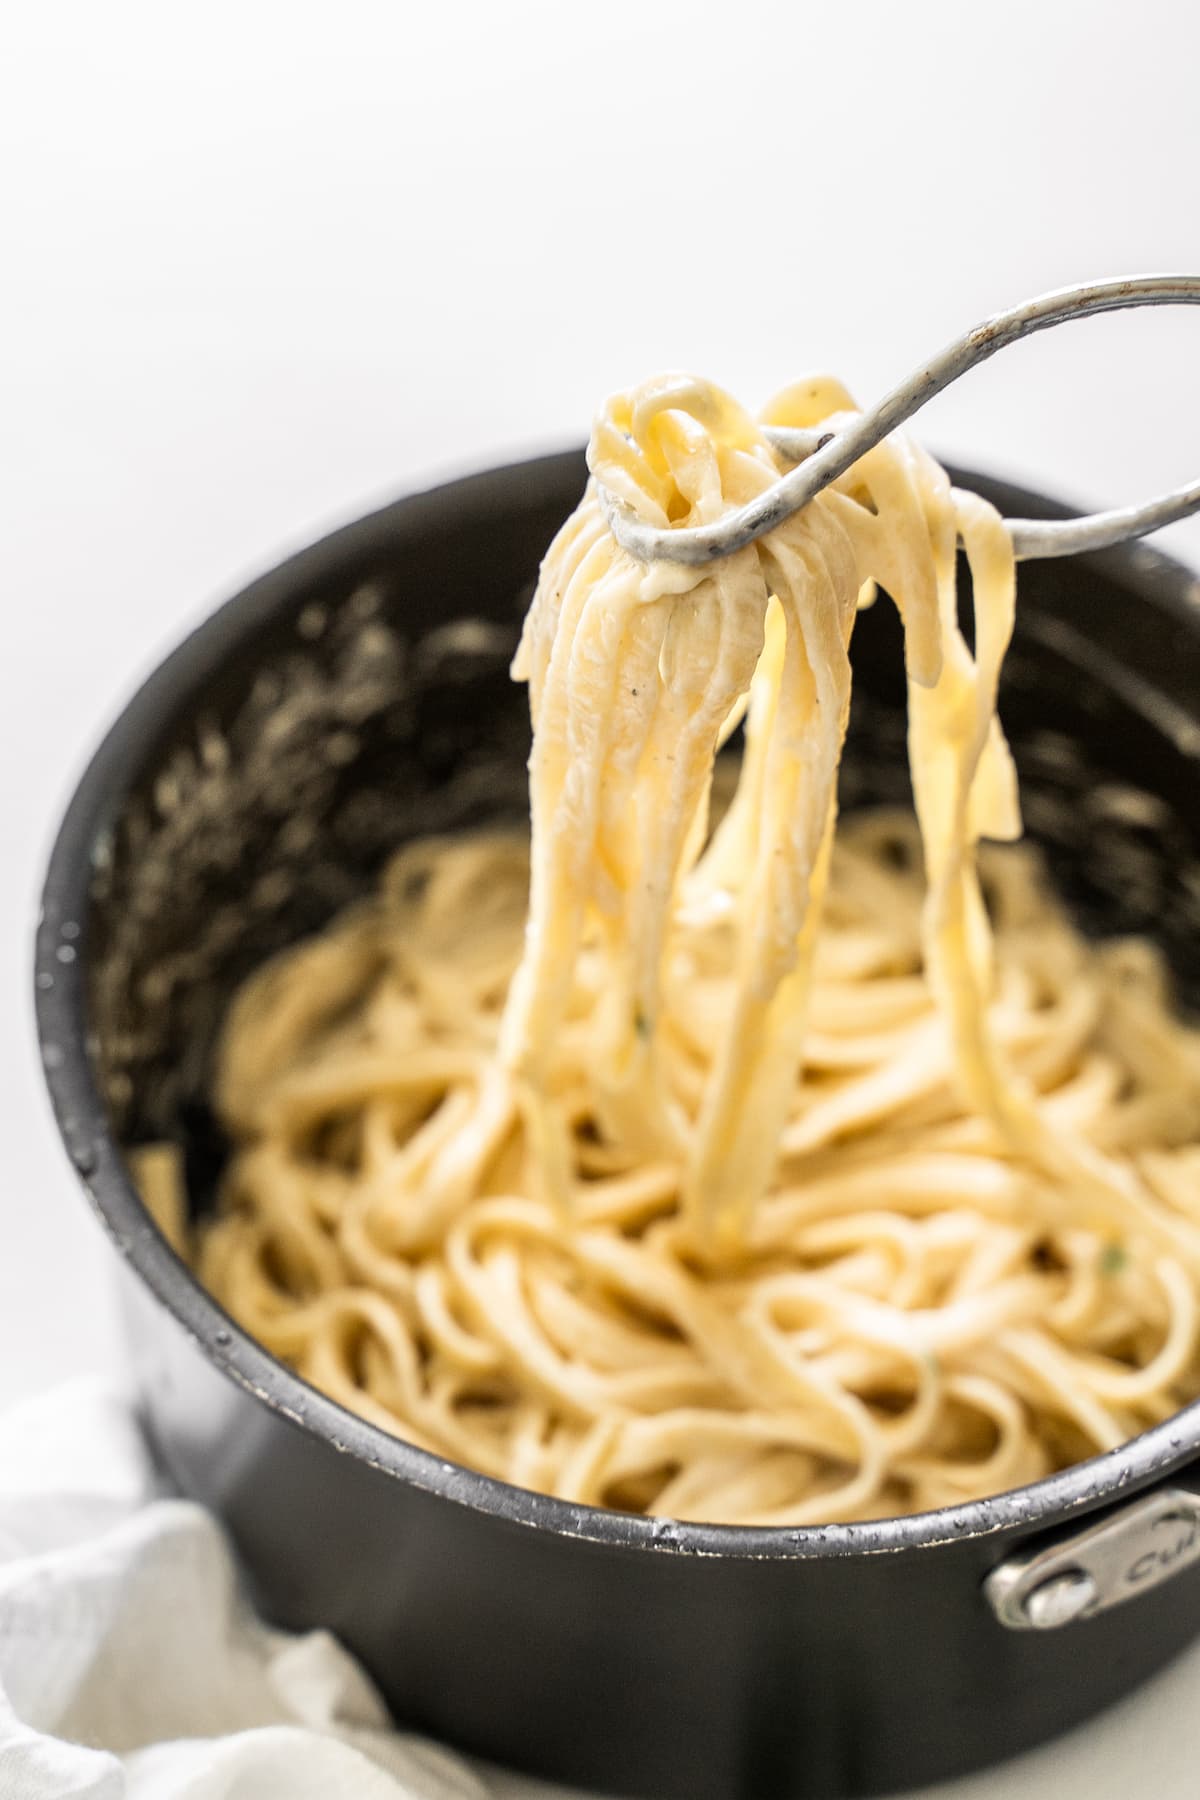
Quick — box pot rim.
[34,448,1200,1561]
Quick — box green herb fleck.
[1099,1242,1128,1277]
[633,1008,651,1041]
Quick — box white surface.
[1,2,1199,1792]
[6,1377,1200,1800]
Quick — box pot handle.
[985,1486,1200,1629]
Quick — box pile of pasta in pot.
[179,376,1200,1525]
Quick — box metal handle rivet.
[1022,1569,1097,1629]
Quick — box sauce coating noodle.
[183,377,1200,1524]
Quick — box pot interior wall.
[83,458,1200,1226]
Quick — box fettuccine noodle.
[176,376,1200,1524]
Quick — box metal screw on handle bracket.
[1021,1569,1098,1630]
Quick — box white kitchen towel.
[0,1380,543,1800]
[1,1380,1199,1800]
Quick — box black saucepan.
[35,451,1200,1799]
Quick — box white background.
[2,3,1200,1793]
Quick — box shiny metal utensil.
[598,274,1200,567]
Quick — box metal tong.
[597,275,1200,567]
